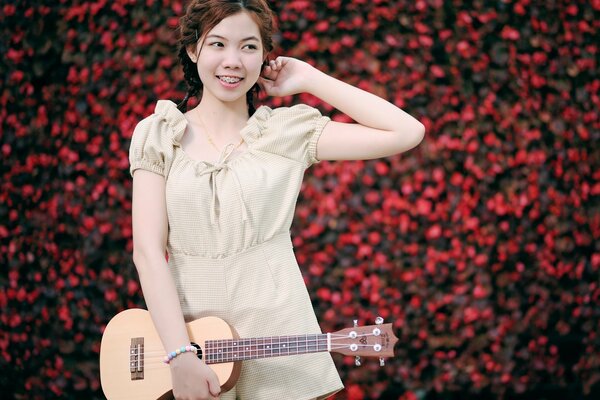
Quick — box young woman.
[129,1,424,399]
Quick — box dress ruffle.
[154,100,187,146]
[240,105,271,144]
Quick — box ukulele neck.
[204,333,328,364]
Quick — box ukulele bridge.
[130,337,144,380]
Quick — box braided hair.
[176,0,275,115]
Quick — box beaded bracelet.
[163,344,198,364]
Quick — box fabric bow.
[195,144,249,226]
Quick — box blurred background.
[0,0,598,399]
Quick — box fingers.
[256,77,266,92]
[269,57,284,71]
[264,57,284,73]
[257,77,277,97]
[207,377,221,398]
[261,58,284,85]
[258,76,273,90]
[261,64,278,81]
[258,76,272,84]
[257,76,267,89]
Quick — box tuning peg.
[375,316,384,325]
[353,319,361,366]
[379,357,385,366]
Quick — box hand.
[258,56,319,97]
[170,352,221,400]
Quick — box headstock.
[329,317,398,366]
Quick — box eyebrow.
[206,34,260,42]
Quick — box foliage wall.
[1,0,598,399]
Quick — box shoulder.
[246,103,330,166]
[132,100,187,146]
[250,103,328,133]
[262,103,324,121]
[129,100,188,177]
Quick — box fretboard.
[204,334,328,364]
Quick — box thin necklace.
[197,115,244,152]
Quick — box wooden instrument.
[100,309,397,399]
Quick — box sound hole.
[191,343,203,360]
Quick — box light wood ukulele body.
[100,309,397,400]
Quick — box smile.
[218,76,243,83]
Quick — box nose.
[222,48,242,69]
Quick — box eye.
[209,42,224,47]
[243,44,258,50]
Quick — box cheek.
[196,59,218,80]
[246,56,264,76]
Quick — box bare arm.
[132,169,220,399]
[260,56,425,161]
[132,170,190,355]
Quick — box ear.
[262,53,270,68]
[186,44,198,63]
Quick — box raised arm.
[131,170,220,399]
[259,56,425,161]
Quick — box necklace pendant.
[198,115,245,153]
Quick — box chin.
[214,86,256,102]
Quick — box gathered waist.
[167,232,292,260]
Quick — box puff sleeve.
[128,100,186,178]
[252,104,330,168]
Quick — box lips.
[217,75,243,83]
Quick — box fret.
[247,337,253,358]
[257,337,262,358]
[304,335,310,353]
[273,335,280,357]
[307,334,318,353]
[282,336,289,356]
[302,335,308,353]
[257,337,263,359]
[233,340,237,360]
[294,335,301,354]
[242,339,250,360]
[217,339,224,363]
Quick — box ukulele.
[100,308,397,400]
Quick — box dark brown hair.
[176,0,275,114]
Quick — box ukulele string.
[139,342,387,370]
[139,332,381,357]
[136,333,384,369]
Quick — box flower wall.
[1,0,598,399]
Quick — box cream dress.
[129,100,344,400]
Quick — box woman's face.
[189,11,264,105]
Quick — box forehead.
[207,11,261,40]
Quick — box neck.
[204,333,329,364]
[195,91,249,127]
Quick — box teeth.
[220,76,241,83]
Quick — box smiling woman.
[125,0,425,399]
[186,12,265,109]
[177,0,275,117]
